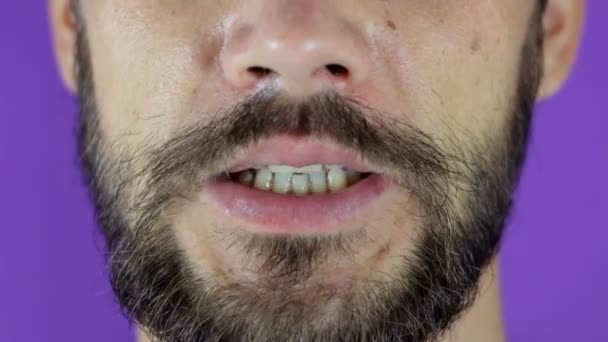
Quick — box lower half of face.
[76,1,543,341]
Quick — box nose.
[220,2,371,97]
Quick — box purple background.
[0,2,606,342]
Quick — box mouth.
[202,137,390,233]
[227,164,373,195]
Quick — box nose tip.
[220,18,370,97]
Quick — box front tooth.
[268,164,324,173]
[253,168,273,191]
[272,173,292,194]
[309,171,328,194]
[291,174,310,195]
[327,167,347,192]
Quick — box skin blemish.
[201,35,222,69]
[470,33,482,53]
[386,20,397,30]
[372,241,392,266]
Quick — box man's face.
[70,1,545,341]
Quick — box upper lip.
[224,136,380,174]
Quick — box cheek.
[389,11,527,150]
[345,1,531,153]
[84,1,229,149]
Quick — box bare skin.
[50,1,584,341]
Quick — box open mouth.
[225,164,372,195]
[202,138,390,233]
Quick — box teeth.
[272,172,292,194]
[346,170,362,185]
[327,166,347,192]
[242,165,365,195]
[253,168,273,191]
[237,170,255,186]
[309,171,328,194]
[291,174,310,196]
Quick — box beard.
[73,4,544,342]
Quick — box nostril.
[325,64,350,79]
[247,66,275,78]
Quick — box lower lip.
[203,175,390,233]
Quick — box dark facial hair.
[73,3,544,341]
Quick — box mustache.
[141,91,456,206]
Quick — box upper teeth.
[235,164,364,195]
